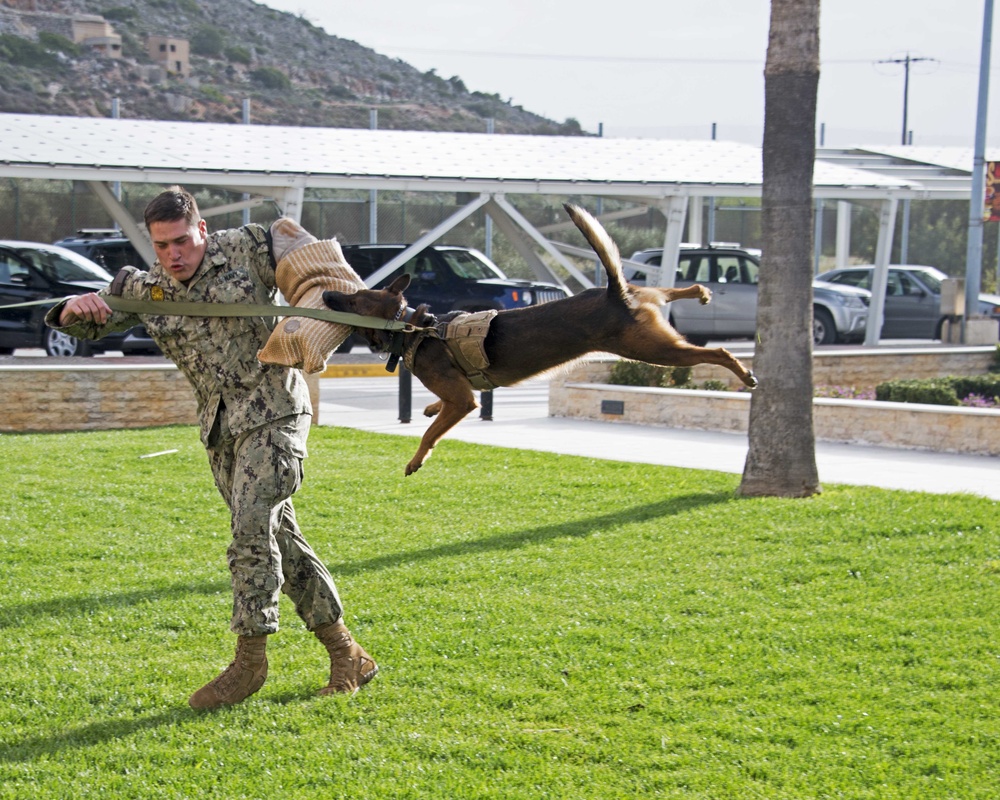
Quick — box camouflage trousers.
[207,413,343,636]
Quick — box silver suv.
[625,245,870,346]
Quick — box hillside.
[0,0,585,134]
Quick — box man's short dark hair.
[144,189,201,230]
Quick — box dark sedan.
[0,240,128,356]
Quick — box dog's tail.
[563,203,632,306]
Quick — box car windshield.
[12,245,112,282]
[438,249,505,280]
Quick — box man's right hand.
[60,293,112,326]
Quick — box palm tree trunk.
[738,0,821,498]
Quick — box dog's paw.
[744,371,758,389]
[698,287,712,305]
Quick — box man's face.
[149,217,208,283]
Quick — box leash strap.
[0,295,412,332]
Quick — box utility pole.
[965,0,993,342]
[878,53,936,264]
[877,52,936,145]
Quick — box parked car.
[816,264,1000,339]
[0,240,129,356]
[336,243,570,351]
[52,230,161,354]
[624,245,870,346]
[53,229,146,277]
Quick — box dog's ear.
[387,274,412,294]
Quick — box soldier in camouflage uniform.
[46,189,378,709]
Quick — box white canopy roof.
[0,112,929,201]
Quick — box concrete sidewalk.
[318,373,1000,501]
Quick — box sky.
[257,0,1000,149]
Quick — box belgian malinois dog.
[324,204,756,475]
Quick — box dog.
[323,203,757,475]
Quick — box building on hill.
[0,7,121,58]
[146,35,190,78]
[71,14,121,58]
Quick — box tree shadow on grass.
[0,708,190,764]
[0,580,230,631]
[2,492,731,628]
[0,492,731,759]
[330,491,732,577]
[0,690,321,764]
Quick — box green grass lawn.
[1,425,998,799]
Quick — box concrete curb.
[321,362,395,379]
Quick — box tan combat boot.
[188,634,268,710]
[314,621,378,695]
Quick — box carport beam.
[863,197,898,347]
[84,180,155,267]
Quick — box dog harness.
[402,309,499,391]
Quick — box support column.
[654,195,689,288]
[835,201,851,268]
[863,197,899,347]
[688,196,704,246]
[280,186,305,223]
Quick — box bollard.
[398,365,412,423]
[480,389,493,420]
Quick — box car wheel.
[0,347,13,355]
[813,307,837,346]
[685,333,710,346]
[933,317,946,340]
[44,328,89,357]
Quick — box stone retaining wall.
[0,358,320,433]
[550,347,1000,457]
[660,345,996,391]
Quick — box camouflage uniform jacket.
[46,224,311,450]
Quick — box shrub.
[326,84,355,100]
[873,376,1000,407]
[875,378,960,406]
[191,26,225,58]
[224,45,251,65]
[101,6,137,22]
[876,376,1000,407]
[608,360,691,388]
[950,374,1000,402]
[250,66,291,91]
[0,34,59,69]
[200,84,226,103]
[38,32,78,57]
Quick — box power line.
[877,53,938,144]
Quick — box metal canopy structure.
[0,114,983,343]
[816,145,998,200]
[815,145,999,344]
